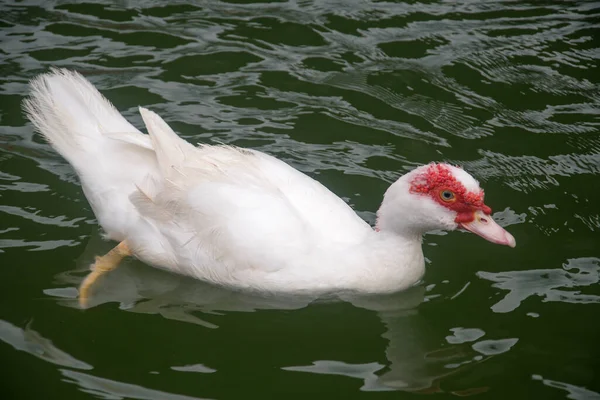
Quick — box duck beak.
[459,210,516,248]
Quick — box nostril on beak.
[480,217,488,224]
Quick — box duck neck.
[337,229,425,293]
[375,176,439,238]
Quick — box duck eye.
[440,190,455,202]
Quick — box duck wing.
[127,109,371,277]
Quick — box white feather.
[23,68,159,241]
[24,68,509,294]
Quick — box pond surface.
[1,1,599,399]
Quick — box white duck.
[24,69,515,307]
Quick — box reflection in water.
[42,233,519,393]
[0,319,92,370]
[0,317,211,399]
[0,238,80,252]
[282,361,388,391]
[60,369,211,400]
[355,302,516,394]
[478,257,600,313]
[280,310,515,394]
[170,364,216,374]
[532,374,600,400]
[446,327,485,344]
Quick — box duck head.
[376,163,516,247]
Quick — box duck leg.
[79,241,131,308]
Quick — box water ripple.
[1,2,599,396]
[477,257,600,313]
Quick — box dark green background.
[1,1,599,399]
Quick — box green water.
[1,1,599,399]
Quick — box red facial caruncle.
[410,164,491,223]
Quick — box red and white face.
[410,164,516,247]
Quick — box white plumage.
[24,68,515,297]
